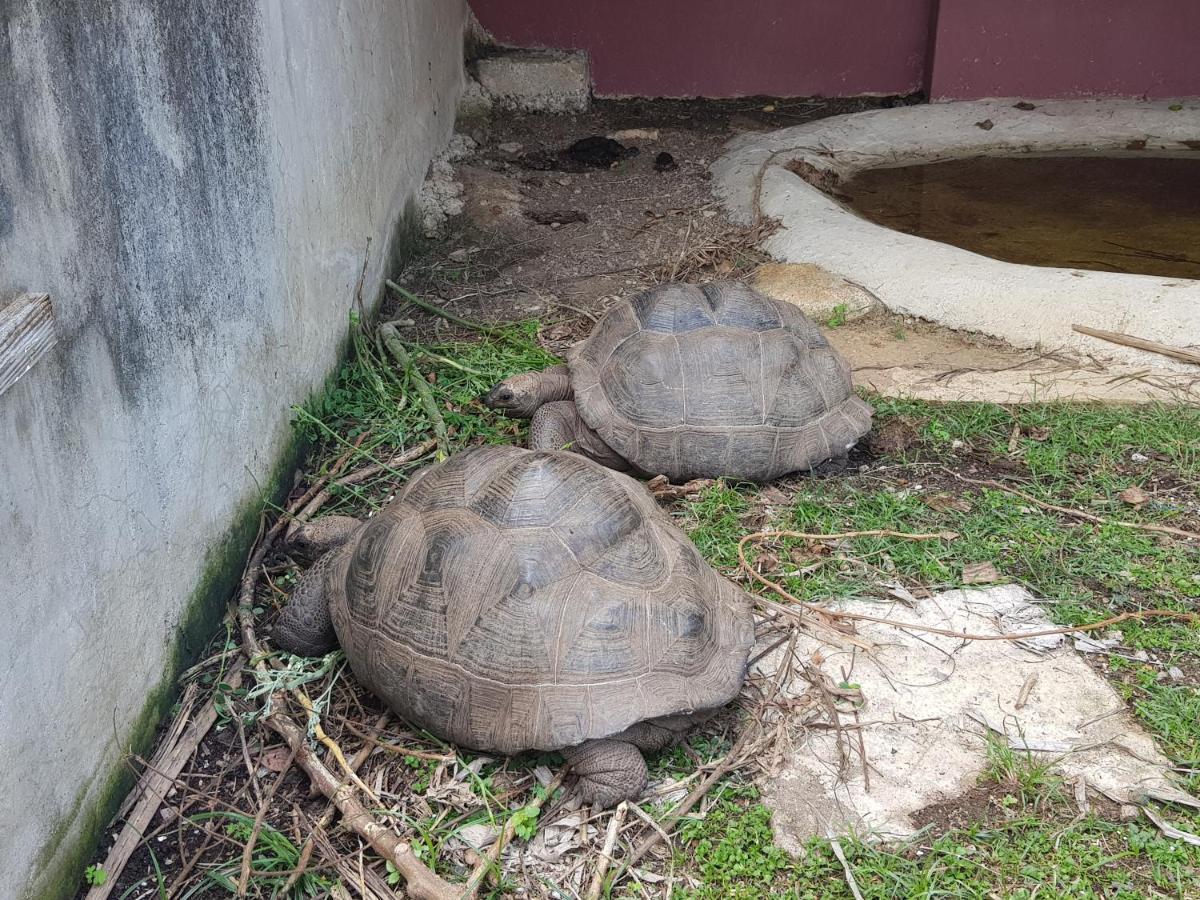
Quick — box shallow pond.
[837,154,1200,280]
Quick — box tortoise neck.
[536,364,573,405]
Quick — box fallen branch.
[585,801,629,900]
[1072,323,1200,367]
[85,665,244,900]
[385,281,507,337]
[288,439,438,536]
[738,530,1199,642]
[238,515,458,900]
[379,322,449,461]
[264,712,457,900]
[945,470,1200,542]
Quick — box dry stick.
[237,517,456,898]
[85,664,245,900]
[290,439,438,531]
[461,770,568,898]
[284,714,389,894]
[378,322,449,461]
[827,835,866,900]
[1072,323,1200,367]
[238,633,458,900]
[236,746,297,896]
[614,725,760,884]
[945,470,1200,542]
[585,801,629,900]
[385,280,507,337]
[738,530,1200,641]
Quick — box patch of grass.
[188,811,333,897]
[1132,680,1200,765]
[982,735,1065,812]
[672,792,1200,899]
[674,785,794,899]
[825,303,849,328]
[291,313,558,515]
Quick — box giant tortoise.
[483,280,873,482]
[273,446,754,806]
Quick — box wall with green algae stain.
[24,437,306,900]
[25,202,437,900]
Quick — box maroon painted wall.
[472,0,1200,100]
[470,0,935,98]
[930,0,1200,99]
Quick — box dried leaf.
[962,561,1000,584]
[1118,485,1148,507]
[923,493,972,514]
[260,746,293,773]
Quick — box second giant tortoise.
[273,446,755,806]
[484,281,873,482]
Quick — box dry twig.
[944,470,1200,541]
[738,529,1199,641]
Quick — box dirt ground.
[397,97,1199,407]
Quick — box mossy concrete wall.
[0,2,465,896]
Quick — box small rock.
[1131,452,1150,463]
[654,151,679,172]
[1168,666,1185,682]
[975,118,995,130]
[951,439,965,450]
[1132,649,1150,662]
[448,248,469,262]
[497,142,523,154]
[609,127,659,141]
[1119,804,1141,822]
[1013,101,1037,111]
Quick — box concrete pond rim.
[712,98,1200,374]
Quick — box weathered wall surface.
[0,2,464,896]
[470,0,935,98]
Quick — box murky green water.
[837,154,1200,280]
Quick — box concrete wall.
[928,0,1200,100]
[470,0,1200,100]
[0,2,465,896]
[470,0,935,98]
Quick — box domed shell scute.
[326,447,754,754]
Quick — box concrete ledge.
[476,49,589,112]
[713,99,1200,371]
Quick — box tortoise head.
[482,372,544,418]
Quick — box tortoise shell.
[326,446,754,754]
[570,281,873,481]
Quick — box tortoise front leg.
[272,552,340,657]
[530,401,631,471]
[563,739,649,807]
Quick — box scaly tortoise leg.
[562,739,649,807]
[530,400,631,471]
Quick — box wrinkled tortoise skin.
[570,281,873,482]
[320,446,754,754]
